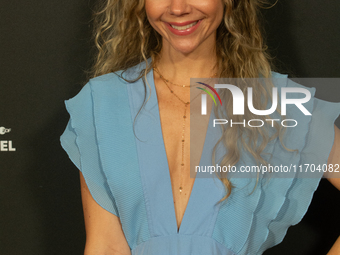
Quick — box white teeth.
[170,21,198,30]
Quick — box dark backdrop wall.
[0,1,339,254]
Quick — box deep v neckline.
[150,67,214,234]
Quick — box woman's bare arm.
[325,125,340,255]
[327,236,340,255]
[326,124,340,190]
[79,172,131,255]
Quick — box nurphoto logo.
[198,83,312,128]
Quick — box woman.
[60,0,340,254]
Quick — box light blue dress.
[60,58,340,255]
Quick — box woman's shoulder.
[86,71,127,90]
[87,60,149,89]
[68,62,147,105]
[64,70,136,119]
[270,70,288,78]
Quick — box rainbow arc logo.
[196,82,222,107]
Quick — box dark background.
[0,0,339,254]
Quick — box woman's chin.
[171,44,200,55]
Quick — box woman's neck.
[154,41,218,83]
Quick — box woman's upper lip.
[166,19,201,26]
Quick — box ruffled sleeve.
[60,83,119,216]
[254,78,340,254]
[249,76,340,254]
[212,73,340,255]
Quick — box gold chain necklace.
[153,65,217,195]
[154,66,217,88]
[154,67,194,88]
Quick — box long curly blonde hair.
[90,0,293,202]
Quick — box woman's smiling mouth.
[170,21,199,30]
[165,19,203,35]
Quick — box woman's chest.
[156,89,213,230]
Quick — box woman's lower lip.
[165,19,203,36]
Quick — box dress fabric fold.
[60,59,340,254]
